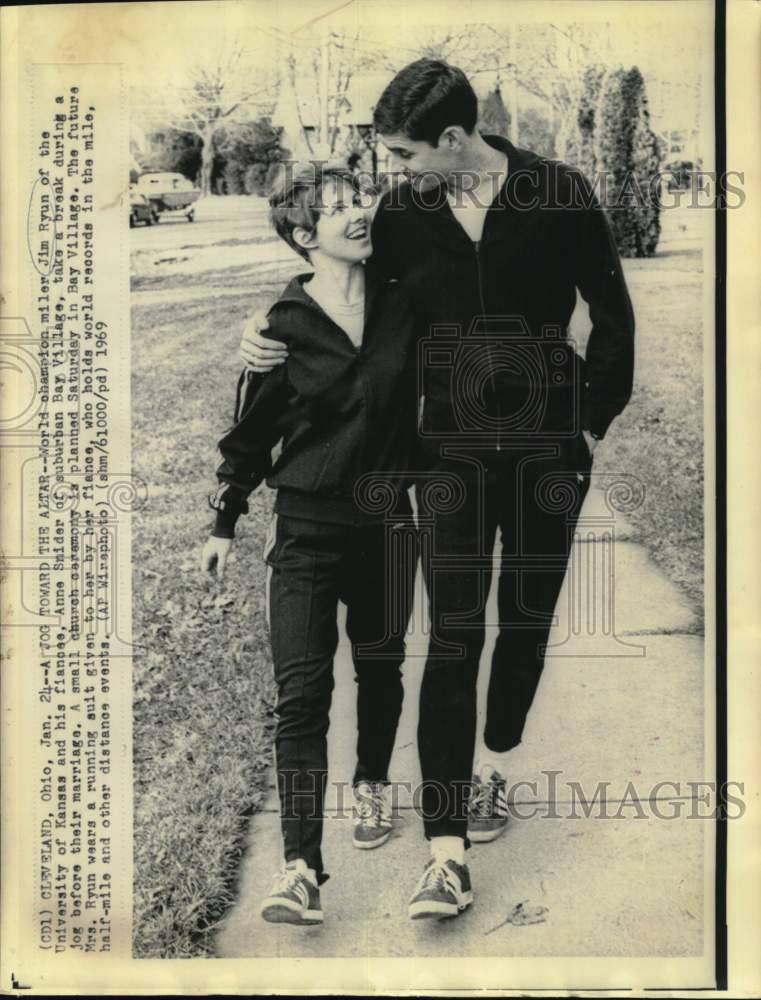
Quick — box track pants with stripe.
[265,504,417,883]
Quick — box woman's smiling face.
[310,176,373,264]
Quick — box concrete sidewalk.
[214,486,706,959]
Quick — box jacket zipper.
[274,289,370,500]
[331,312,368,511]
[474,240,501,451]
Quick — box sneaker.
[353,780,393,849]
[467,764,509,843]
[260,861,323,925]
[408,858,473,920]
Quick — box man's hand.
[240,310,288,372]
[201,536,233,578]
[582,430,598,457]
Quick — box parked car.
[134,171,201,222]
[130,189,158,227]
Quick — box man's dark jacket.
[371,135,635,443]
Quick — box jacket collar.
[416,135,542,197]
[399,135,545,252]
[269,257,389,332]
[483,134,542,173]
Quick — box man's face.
[378,133,455,192]
[311,177,373,264]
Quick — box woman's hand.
[201,536,233,578]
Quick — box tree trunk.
[200,126,215,196]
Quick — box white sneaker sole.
[260,898,323,925]
[468,822,508,843]
[353,828,392,849]
[408,891,473,920]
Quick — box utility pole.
[507,24,519,145]
[319,30,331,157]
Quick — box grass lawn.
[131,281,287,957]
[578,244,705,618]
[131,239,704,957]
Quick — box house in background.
[646,77,701,166]
[271,70,392,174]
[271,71,520,176]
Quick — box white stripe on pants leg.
[263,514,278,634]
[265,563,273,634]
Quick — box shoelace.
[356,785,392,828]
[272,866,309,902]
[470,780,497,818]
[420,862,455,895]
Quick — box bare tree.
[370,22,592,146]
[385,24,489,77]
[145,42,277,196]
[479,23,610,150]
[378,22,605,150]
[274,26,383,157]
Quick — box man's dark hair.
[372,58,478,146]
